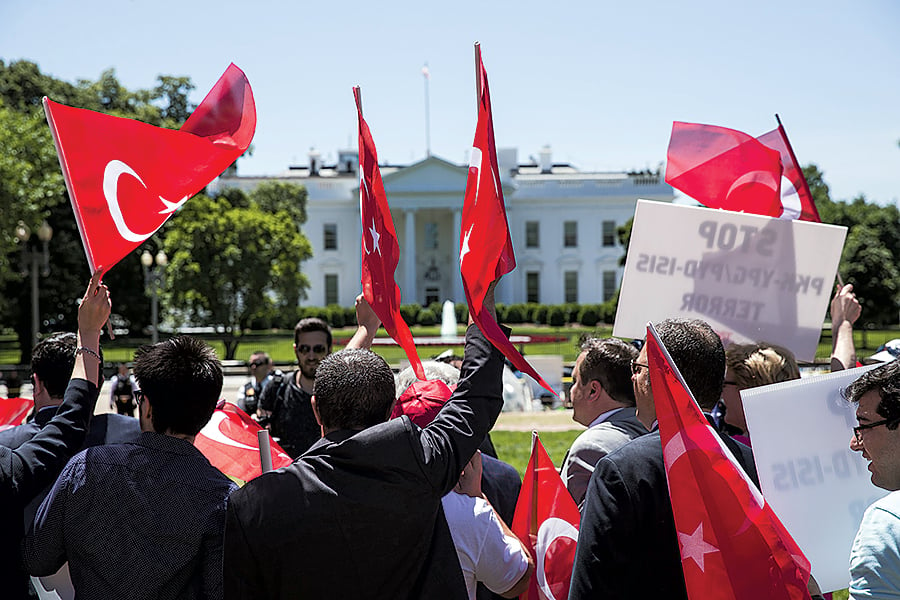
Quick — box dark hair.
[133,336,223,436]
[656,318,725,411]
[294,317,332,348]
[843,360,900,430]
[579,337,638,406]
[313,349,396,431]
[31,333,77,398]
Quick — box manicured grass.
[490,429,582,478]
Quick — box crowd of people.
[2,273,899,600]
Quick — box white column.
[452,209,463,303]
[404,209,417,303]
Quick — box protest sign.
[613,200,846,361]
[742,365,887,592]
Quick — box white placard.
[614,201,847,361]
[742,365,887,593]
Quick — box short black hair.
[133,336,223,436]
[313,349,395,431]
[579,337,638,406]
[844,360,900,430]
[656,318,725,411]
[31,333,77,398]
[294,317,332,348]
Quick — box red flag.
[43,63,256,272]
[511,434,580,600]
[354,87,425,380]
[0,397,33,429]
[194,402,292,485]
[645,323,812,600]
[665,121,784,218]
[757,124,821,222]
[460,46,555,396]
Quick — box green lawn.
[491,429,582,477]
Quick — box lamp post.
[15,220,53,348]
[141,250,168,344]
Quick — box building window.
[425,287,440,306]
[526,272,540,303]
[564,221,577,248]
[424,222,439,250]
[602,220,616,247]
[564,271,578,303]
[324,224,338,250]
[603,270,617,302]
[525,221,539,248]
[325,274,339,305]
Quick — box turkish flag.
[461,46,555,397]
[757,124,821,222]
[354,87,425,380]
[511,434,580,600]
[194,402,293,485]
[44,63,256,272]
[645,323,812,600]
[0,397,33,428]
[665,121,784,218]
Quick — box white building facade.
[212,148,674,308]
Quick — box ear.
[311,395,323,427]
[31,373,45,397]
[588,379,603,401]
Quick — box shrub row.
[251,297,619,331]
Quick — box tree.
[0,60,199,362]
[807,164,900,327]
[160,185,312,359]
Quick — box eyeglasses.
[298,344,328,355]
[630,360,649,375]
[853,416,900,444]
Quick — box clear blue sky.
[3,0,898,206]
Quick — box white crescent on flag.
[535,516,579,600]
[199,411,257,451]
[102,159,186,243]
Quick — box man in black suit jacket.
[224,288,506,599]
[569,318,758,600]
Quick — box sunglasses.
[250,360,268,368]
[298,344,328,356]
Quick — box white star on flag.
[678,523,718,572]
[368,219,381,255]
[459,225,473,264]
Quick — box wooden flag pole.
[474,42,482,103]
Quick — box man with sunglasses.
[258,318,332,458]
[846,359,900,598]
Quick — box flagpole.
[354,86,362,117]
[422,63,431,157]
[474,42,482,103]
[258,429,273,473]
[530,431,539,538]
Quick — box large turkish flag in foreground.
[646,323,812,600]
[44,63,256,272]
[195,402,293,485]
[511,434,580,600]
[354,87,425,380]
[460,46,554,397]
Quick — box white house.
[211,146,674,308]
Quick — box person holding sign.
[846,361,900,598]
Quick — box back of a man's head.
[579,337,638,406]
[314,349,395,431]
[31,333,77,399]
[844,359,900,425]
[294,317,332,348]
[726,342,800,390]
[656,318,725,411]
[133,335,223,436]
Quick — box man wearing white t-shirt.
[847,360,900,598]
[444,450,532,599]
